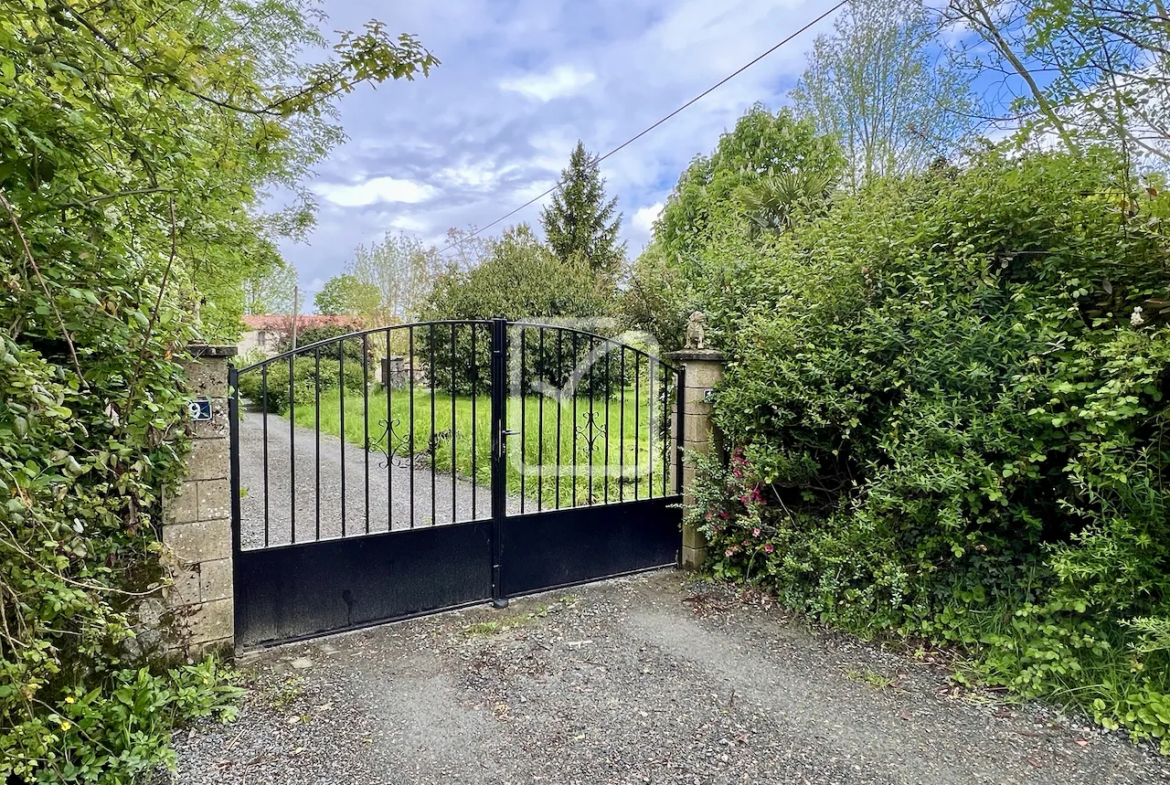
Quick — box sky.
[278,0,847,305]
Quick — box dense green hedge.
[238,355,367,415]
[274,325,373,367]
[690,149,1170,748]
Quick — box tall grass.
[290,386,675,508]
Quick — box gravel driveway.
[238,409,519,548]
[166,571,1169,785]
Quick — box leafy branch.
[0,191,85,383]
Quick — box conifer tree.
[540,141,625,278]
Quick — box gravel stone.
[164,571,1170,784]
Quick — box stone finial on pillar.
[160,344,237,658]
[666,347,725,570]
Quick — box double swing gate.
[229,319,684,648]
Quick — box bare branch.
[948,0,1080,154]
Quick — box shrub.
[690,148,1170,748]
[419,224,621,397]
[275,324,372,367]
[619,105,844,349]
[238,354,367,414]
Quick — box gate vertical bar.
[604,343,610,505]
[471,325,478,517]
[386,329,394,531]
[408,326,415,528]
[339,343,346,537]
[571,332,578,508]
[676,367,685,495]
[261,365,269,547]
[228,363,243,641]
[314,347,321,541]
[490,317,508,607]
[555,330,563,508]
[363,334,370,534]
[537,329,544,511]
[451,323,457,524]
[586,336,594,505]
[429,325,436,527]
[288,354,296,544]
[228,365,242,552]
[519,329,526,513]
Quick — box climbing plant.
[690,149,1170,749]
[0,2,436,780]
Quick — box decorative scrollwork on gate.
[371,416,412,468]
[575,411,607,456]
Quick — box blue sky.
[278,0,847,303]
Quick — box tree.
[421,223,612,395]
[348,232,443,325]
[626,107,843,348]
[655,105,845,264]
[619,242,691,350]
[0,1,436,778]
[423,224,608,321]
[244,263,299,315]
[315,273,379,316]
[540,141,626,279]
[792,0,976,188]
[442,226,492,272]
[946,0,1170,165]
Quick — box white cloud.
[513,179,558,203]
[389,214,431,233]
[280,0,847,285]
[314,177,437,208]
[436,160,517,190]
[632,202,664,236]
[500,65,596,102]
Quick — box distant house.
[239,314,362,357]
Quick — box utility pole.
[292,285,299,350]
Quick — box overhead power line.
[439,0,850,256]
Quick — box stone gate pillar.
[161,344,237,658]
[666,348,725,570]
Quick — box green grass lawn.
[290,386,675,508]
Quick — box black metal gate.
[229,319,683,648]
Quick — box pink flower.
[741,540,750,547]
[752,527,761,537]
[725,549,734,557]
[764,543,775,553]
[719,511,730,520]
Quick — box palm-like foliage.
[733,169,839,236]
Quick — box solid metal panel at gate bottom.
[234,521,492,649]
[499,496,682,599]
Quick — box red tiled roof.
[242,314,362,331]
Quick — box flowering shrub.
[690,149,1170,750]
